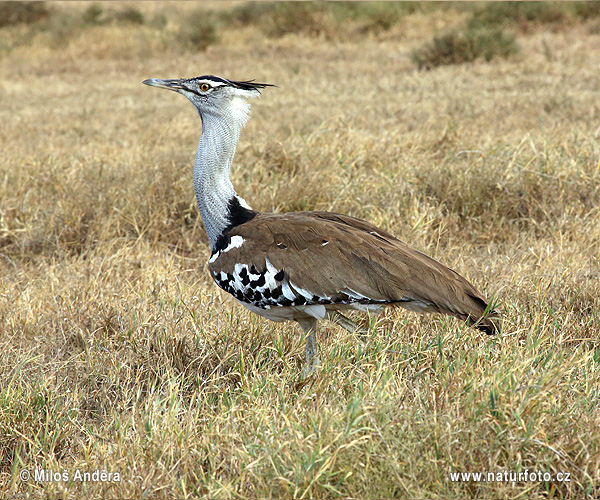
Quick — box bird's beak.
[142,78,184,91]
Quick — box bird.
[142,75,500,372]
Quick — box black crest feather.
[189,75,275,91]
[229,79,275,91]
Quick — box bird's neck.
[194,108,255,251]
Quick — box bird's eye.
[200,83,210,92]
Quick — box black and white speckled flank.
[211,258,390,311]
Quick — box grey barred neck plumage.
[143,74,500,371]
[143,75,273,249]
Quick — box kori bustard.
[143,75,499,371]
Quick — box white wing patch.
[281,281,296,301]
[236,196,252,210]
[209,236,245,263]
[225,235,245,252]
[344,288,370,301]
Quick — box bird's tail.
[462,293,502,335]
[467,311,502,335]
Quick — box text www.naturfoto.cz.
[449,470,571,483]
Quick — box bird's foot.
[303,354,321,377]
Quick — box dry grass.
[1,2,600,499]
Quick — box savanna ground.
[1,2,600,498]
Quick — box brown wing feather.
[210,211,499,333]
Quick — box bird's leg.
[366,311,378,335]
[327,310,378,339]
[296,317,320,375]
[327,311,359,334]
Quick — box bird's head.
[142,75,273,125]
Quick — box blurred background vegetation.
[2,1,600,65]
